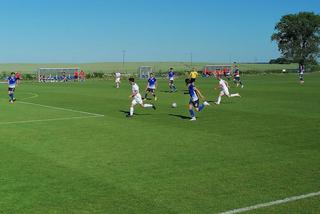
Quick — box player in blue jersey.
[168,67,177,92]
[8,72,17,103]
[233,65,244,88]
[185,78,210,121]
[144,73,158,101]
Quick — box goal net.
[38,68,80,82]
[139,66,153,79]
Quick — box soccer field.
[0,73,319,213]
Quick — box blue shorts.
[234,77,240,81]
[189,99,199,108]
[147,88,155,93]
[8,87,15,92]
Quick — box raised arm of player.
[145,80,149,91]
[130,90,138,98]
[214,83,220,90]
[225,80,230,88]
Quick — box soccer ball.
[172,102,177,108]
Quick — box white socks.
[217,96,221,104]
[143,104,153,108]
[230,93,240,97]
[130,107,134,116]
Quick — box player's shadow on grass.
[160,90,176,93]
[168,114,190,120]
[119,110,151,116]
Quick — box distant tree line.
[271,12,320,65]
[269,57,292,64]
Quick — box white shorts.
[220,89,230,96]
[115,78,120,83]
[132,94,143,106]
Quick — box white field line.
[0,115,102,125]
[21,92,39,100]
[0,99,104,125]
[217,191,320,214]
[19,101,104,117]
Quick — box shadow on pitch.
[168,114,190,120]
[160,90,183,93]
[160,90,176,93]
[119,110,151,116]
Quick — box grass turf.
[0,73,319,213]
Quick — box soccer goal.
[138,66,153,79]
[38,68,80,82]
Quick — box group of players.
[39,70,86,83]
[121,66,244,121]
[3,64,304,121]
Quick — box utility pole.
[122,50,126,71]
[190,52,193,67]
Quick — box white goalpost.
[139,66,153,79]
[38,68,80,82]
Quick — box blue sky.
[0,0,319,63]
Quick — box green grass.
[0,62,298,74]
[0,73,319,213]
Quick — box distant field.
[0,73,319,213]
[0,62,298,74]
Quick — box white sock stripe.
[217,191,320,214]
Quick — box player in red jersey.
[74,70,79,82]
[15,72,22,85]
[79,70,85,82]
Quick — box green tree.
[271,12,320,64]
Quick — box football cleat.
[190,117,196,121]
[203,101,210,106]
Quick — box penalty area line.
[18,101,105,117]
[21,92,39,100]
[217,190,320,214]
[0,115,102,125]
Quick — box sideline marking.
[19,101,104,117]
[0,115,102,125]
[0,99,104,125]
[217,191,320,214]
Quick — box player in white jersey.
[127,77,156,117]
[298,63,305,84]
[115,72,121,88]
[215,76,241,105]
